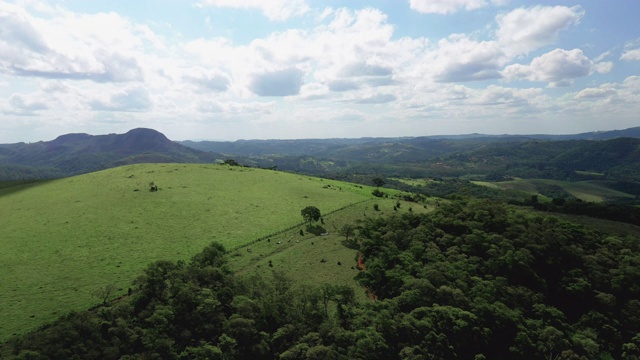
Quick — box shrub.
[372,189,385,197]
[306,224,326,236]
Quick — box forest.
[4,199,640,359]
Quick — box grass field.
[0,163,417,341]
[228,197,435,303]
[473,178,635,202]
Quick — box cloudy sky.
[1,0,639,142]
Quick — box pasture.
[474,178,635,202]
[0,163,397,341]
[229,197,435,302]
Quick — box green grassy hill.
[0,163,412,341]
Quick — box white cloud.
[350,93,397,104]
[249,68,305,96]
[183,68,231,93]
[502,48,608,87]
[409,0,508,15]
[496,5,583,56]
[574,87,616,99]
[196,0,309,21]
[0,3,152,83]
[429,35,506,82]
[197,100,273,114]
[621,49,640,61]
[3,93,48,115]
[90,86,152,111]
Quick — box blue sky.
[0,0,639,142]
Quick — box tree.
[339,224,355,242]
[372,177,385,188]
[301,206,321,226]
[94,283,117,305]
[223,159,240,166]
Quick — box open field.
[228,197,435,303]
[0,163,417,341]
[473,178,635,202]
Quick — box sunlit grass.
[0,163,387,341]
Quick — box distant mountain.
[180,129,640,181]
[179,127,640,158]
[3,126,639,181]
[0,128,222,180]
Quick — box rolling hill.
[0,163,414,341]
[0,128,221,180]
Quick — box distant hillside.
[0,128,221,180]
[3,126,639,181]
[443,137,640,181]
[179,126,640,157]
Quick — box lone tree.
[301,206,321,226]
[339,224,355,242]
[372,177,385,188]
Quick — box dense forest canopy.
[5,199,640,359]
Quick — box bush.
[372,189,385,197]
[306,224,327,236]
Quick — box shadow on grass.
[0,179,57,198]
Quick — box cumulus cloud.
[90,86,152,111]
[0,3,49,53]
[351,93,397,104]
[502,48,609,87]
[621,49,640,61]
[574,87,616,99]
[338,62,393,77]
[197,100,273,114]
[196,0,309,21]
[3,93,49,115]
[328,80,360,92]
[249,68,305,96]
[431,35,506,82]
[0,3,150,83]
[496,5,583,56]
[468,85,544,106]
[409,0,508,15]
[184,68,231,92]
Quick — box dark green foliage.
[5,201,640,359]
[300,206,321,226]
[353,199,640,359]
[305,224,326,236]
[371,189,385,197]
[223,159,240,166]
[372,177,385,187]
[338,224,355,243]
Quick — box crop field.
[475,178,635,202]
[0,163,409,341]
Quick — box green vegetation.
[4,200,640,359]
[475,178,635,203]
[0,163,399,341]
[3,129,640,358]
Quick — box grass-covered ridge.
[0,163,387,341]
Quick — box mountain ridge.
[0,128,222,180]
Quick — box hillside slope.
[0,129,221,180]
[0,163,380,341]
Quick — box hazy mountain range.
[1,126,639,181]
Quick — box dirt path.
[357,252,377,301]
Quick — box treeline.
[353,200,640,359]
[4,200,640,359]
